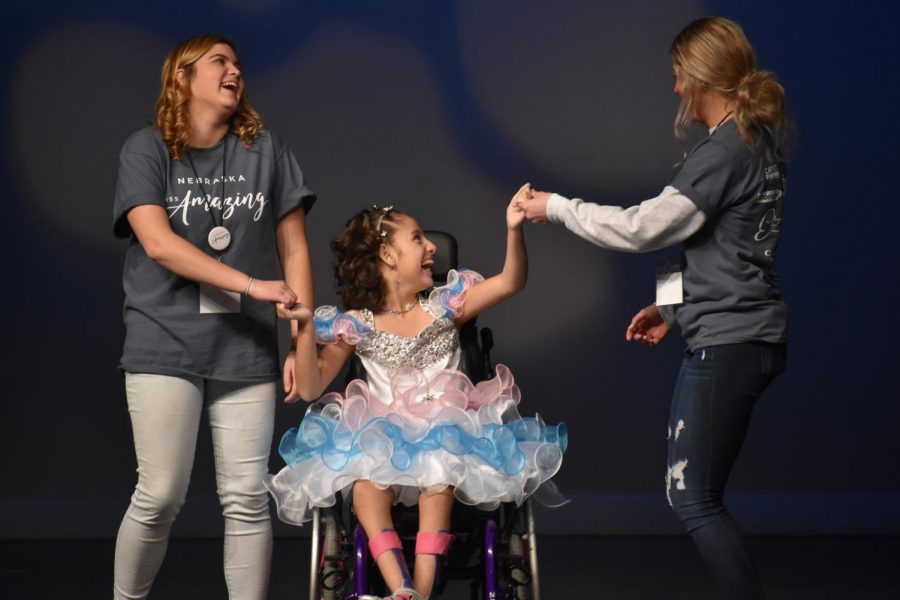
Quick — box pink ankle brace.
[368,529,403,560]
[415,531,455,555]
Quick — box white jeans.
[114,373,276,600]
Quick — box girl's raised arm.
[454,183,530,324]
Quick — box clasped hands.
[514,184,554,225]
[514,183,672,347]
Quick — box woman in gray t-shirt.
[112,35,316,599]
[519,17,789,600]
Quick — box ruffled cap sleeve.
[427,269,485,319]
[314,306,373,348]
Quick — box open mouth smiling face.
[221,79,241,97]
[185,42,244,113]
[388,215,437,291]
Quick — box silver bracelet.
[243,276,254,296]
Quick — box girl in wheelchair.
[268,184,566,600]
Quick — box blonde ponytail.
[670,17,788,150]
[734,70,785,147]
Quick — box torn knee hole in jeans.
[666,419,689,506]
[665,459,689,507]
[666,419,686,441]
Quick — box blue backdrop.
[1,0,898,539]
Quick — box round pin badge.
[208,226,232,251]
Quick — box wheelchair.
[306,231,542,600]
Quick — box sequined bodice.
[355,297,460,371]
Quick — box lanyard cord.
[710,110,734,136]
[183,133,269,279]
[185,134,228,237]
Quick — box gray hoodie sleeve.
[545,185,706,253]
[657,303,677,326]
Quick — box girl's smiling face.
[381,214,437,295]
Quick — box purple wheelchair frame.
[341,501,538,600]
[352,524,369,599]
[348,522,500,599]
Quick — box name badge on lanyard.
[655,266,683,306]
[199,283,241,314]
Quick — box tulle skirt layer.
[265,365,567,525]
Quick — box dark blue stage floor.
[2,536,898,599]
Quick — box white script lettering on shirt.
[167,189,268,226]
[754,208,782,242]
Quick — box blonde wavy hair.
[670,17,786,149]
[156,35,264,160]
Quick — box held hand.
[625,303,670,346]
[282,350,301,404]
[507,183,531,230]
[519,190,553,224]
[275,302,313,328]
[248,279,298,307]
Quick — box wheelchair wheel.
[506,531,531,600]
[308,506,350,600]
[320,507,345,600]
[309,507,322,600]
[498,499,540,600]
[523,499,540,600]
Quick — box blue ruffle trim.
[279,412,568,476]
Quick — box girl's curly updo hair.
[332,206,405,311]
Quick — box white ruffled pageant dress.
[266,270,568,525]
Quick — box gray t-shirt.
[670,120,787,350]
[113,127,316,381]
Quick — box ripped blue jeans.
[666,342,786,600]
